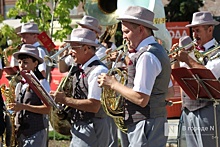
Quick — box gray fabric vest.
[16,86,46,137]
[125,43,171,126]
[70,60,107,122]
[182,43,220,111]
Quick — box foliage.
[164,0,204,22]
[48,130,70,140]
[7,0,80,42]
[0,15,20,50]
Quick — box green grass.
[48,130,70,140]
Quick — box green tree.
[7,0,81,41]
[165,0,204,22]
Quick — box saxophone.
[0,73,22,147]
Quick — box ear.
[34,61,38,68]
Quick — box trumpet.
[100,40,128,61]
[195,45,220,63]
[168,39,196,57]
[44,44,70,66]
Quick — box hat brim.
[17,30,40,34]
[64,40,99,47]
[117,17,158,30]
[13,52,43,64]
[186,21,220,27]
[76,22,101,34]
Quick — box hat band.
[119,15,154,25]
[70,37,96,44]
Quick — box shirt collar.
[203,38,217,51]
[81,55,99,70]
[136,36,157,52]
[32,42,40,47]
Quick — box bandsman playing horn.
[173,11,220,147]
[50,28,110,147]
[98,6,171,146]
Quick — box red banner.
[37,31,56,52]
[166,22,190,45]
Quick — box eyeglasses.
[69,45,83,50]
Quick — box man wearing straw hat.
[58,15,107,72]
[51,28,110,147]
[98,6,171,146]
[174,11,220,147]
[10,22,48,78]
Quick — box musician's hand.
[169,43,179,58]
[50,91,66,104]
[7,102,23,112]
[97,73,117,89]
[176,50,189,62]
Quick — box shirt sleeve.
[0,58,2,69]
[87,65,108,100]
[37,47,47,72]
[133,52,162,95]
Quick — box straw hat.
[17,22,40,34]
[117,6,158,30]
[179,36,193,50]
[13,44,43,64]
[186,11,220,27]
[65,28,99,47]
[76,15,101,34]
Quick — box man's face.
[20,33,38,44]
[192,25,213,47]
[121,21,142,51]
[69,43,84,64]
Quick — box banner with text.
[166,22,190,45]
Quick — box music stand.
[172,67,220,147]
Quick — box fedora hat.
[179,36,193,50]
[65,28,99,47]
[117,6,158,30]
[76,15,101,34]
[186,11,220,27]
[13,44,43,64]
[17,22,40,34]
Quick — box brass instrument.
[0,43,23,66]
[195,45,220,63]
[0,73,22,147]
[168,39,196,57]
[100,40,128,62]
[49,64,76,136]
[210,52,220,61]
[44,44,70,66]
[101,41,128,133]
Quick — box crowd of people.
[0,4,220,147]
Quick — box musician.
[174,11,220,147]
[7,44,50,147]
[98,6,171,146]
[50,28,110,147]
[10,22,48,78]
[58,15,107,73]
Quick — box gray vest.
[125,43,171,126]
[16,86,46,137]
[70,60,107,122]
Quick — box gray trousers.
[182,105,220,147]
[127,117,167,147]
[70,117,110,147]
[17,129,47,147]
[107,116,118,147]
